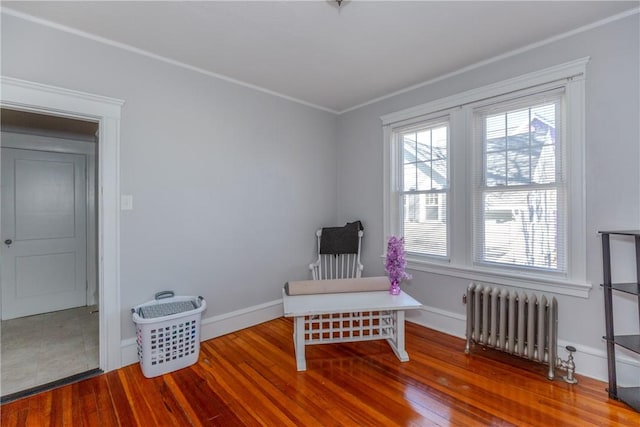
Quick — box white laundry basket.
[132,291,206,378]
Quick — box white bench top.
[282,289,422,317]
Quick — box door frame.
[1,76,124,372]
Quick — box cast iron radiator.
[464,282,559,380]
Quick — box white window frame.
[382,58,590,298]
[473,91,566,273]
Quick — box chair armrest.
[309,258,321,280]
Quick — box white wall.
[1,13,339,342]
[336,14,640,381]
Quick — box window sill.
[402,256,592,298]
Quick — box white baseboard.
[556,338,640,386]
[199,298,284,342]
[121,298,284,367]
[122,299,639,386]
[406,304,466,338]
[406,304,640,385]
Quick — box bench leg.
[294,316,307,371]
[387,310,410,362]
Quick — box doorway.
[0,110,100,398]
[1,75,124,385]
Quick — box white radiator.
[464,283,559,380]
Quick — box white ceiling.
[3,1,639,113]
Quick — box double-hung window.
[399,120,449,258]
[382,58,588,296]
[473,92,565,273]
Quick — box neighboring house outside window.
[474,95,564,273]
[382,59,588,297]
[425,193,441,222]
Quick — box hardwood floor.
[1,317,639,426]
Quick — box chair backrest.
[310,229,363,280]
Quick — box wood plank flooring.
[2,317,639,426]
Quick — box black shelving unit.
[599,230,640,413]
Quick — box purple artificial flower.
[385,236,412,284]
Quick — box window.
[474,94,565,273]
[425,194,440,221]
[399,121,449,257]
[382,58,589,297]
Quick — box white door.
[1,148,87,320]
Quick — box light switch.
[121,194,133,210]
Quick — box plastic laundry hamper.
[132,291,206,378]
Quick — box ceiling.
[3,1,639,113]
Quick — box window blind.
[398,120,449,258]
[473,90,566,272]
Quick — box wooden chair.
[309,227,363,280]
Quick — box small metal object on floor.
[0,368,103,404]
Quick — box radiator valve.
[557,345,578,384]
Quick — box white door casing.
[0,76,124,371]
[1,148,87,319]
